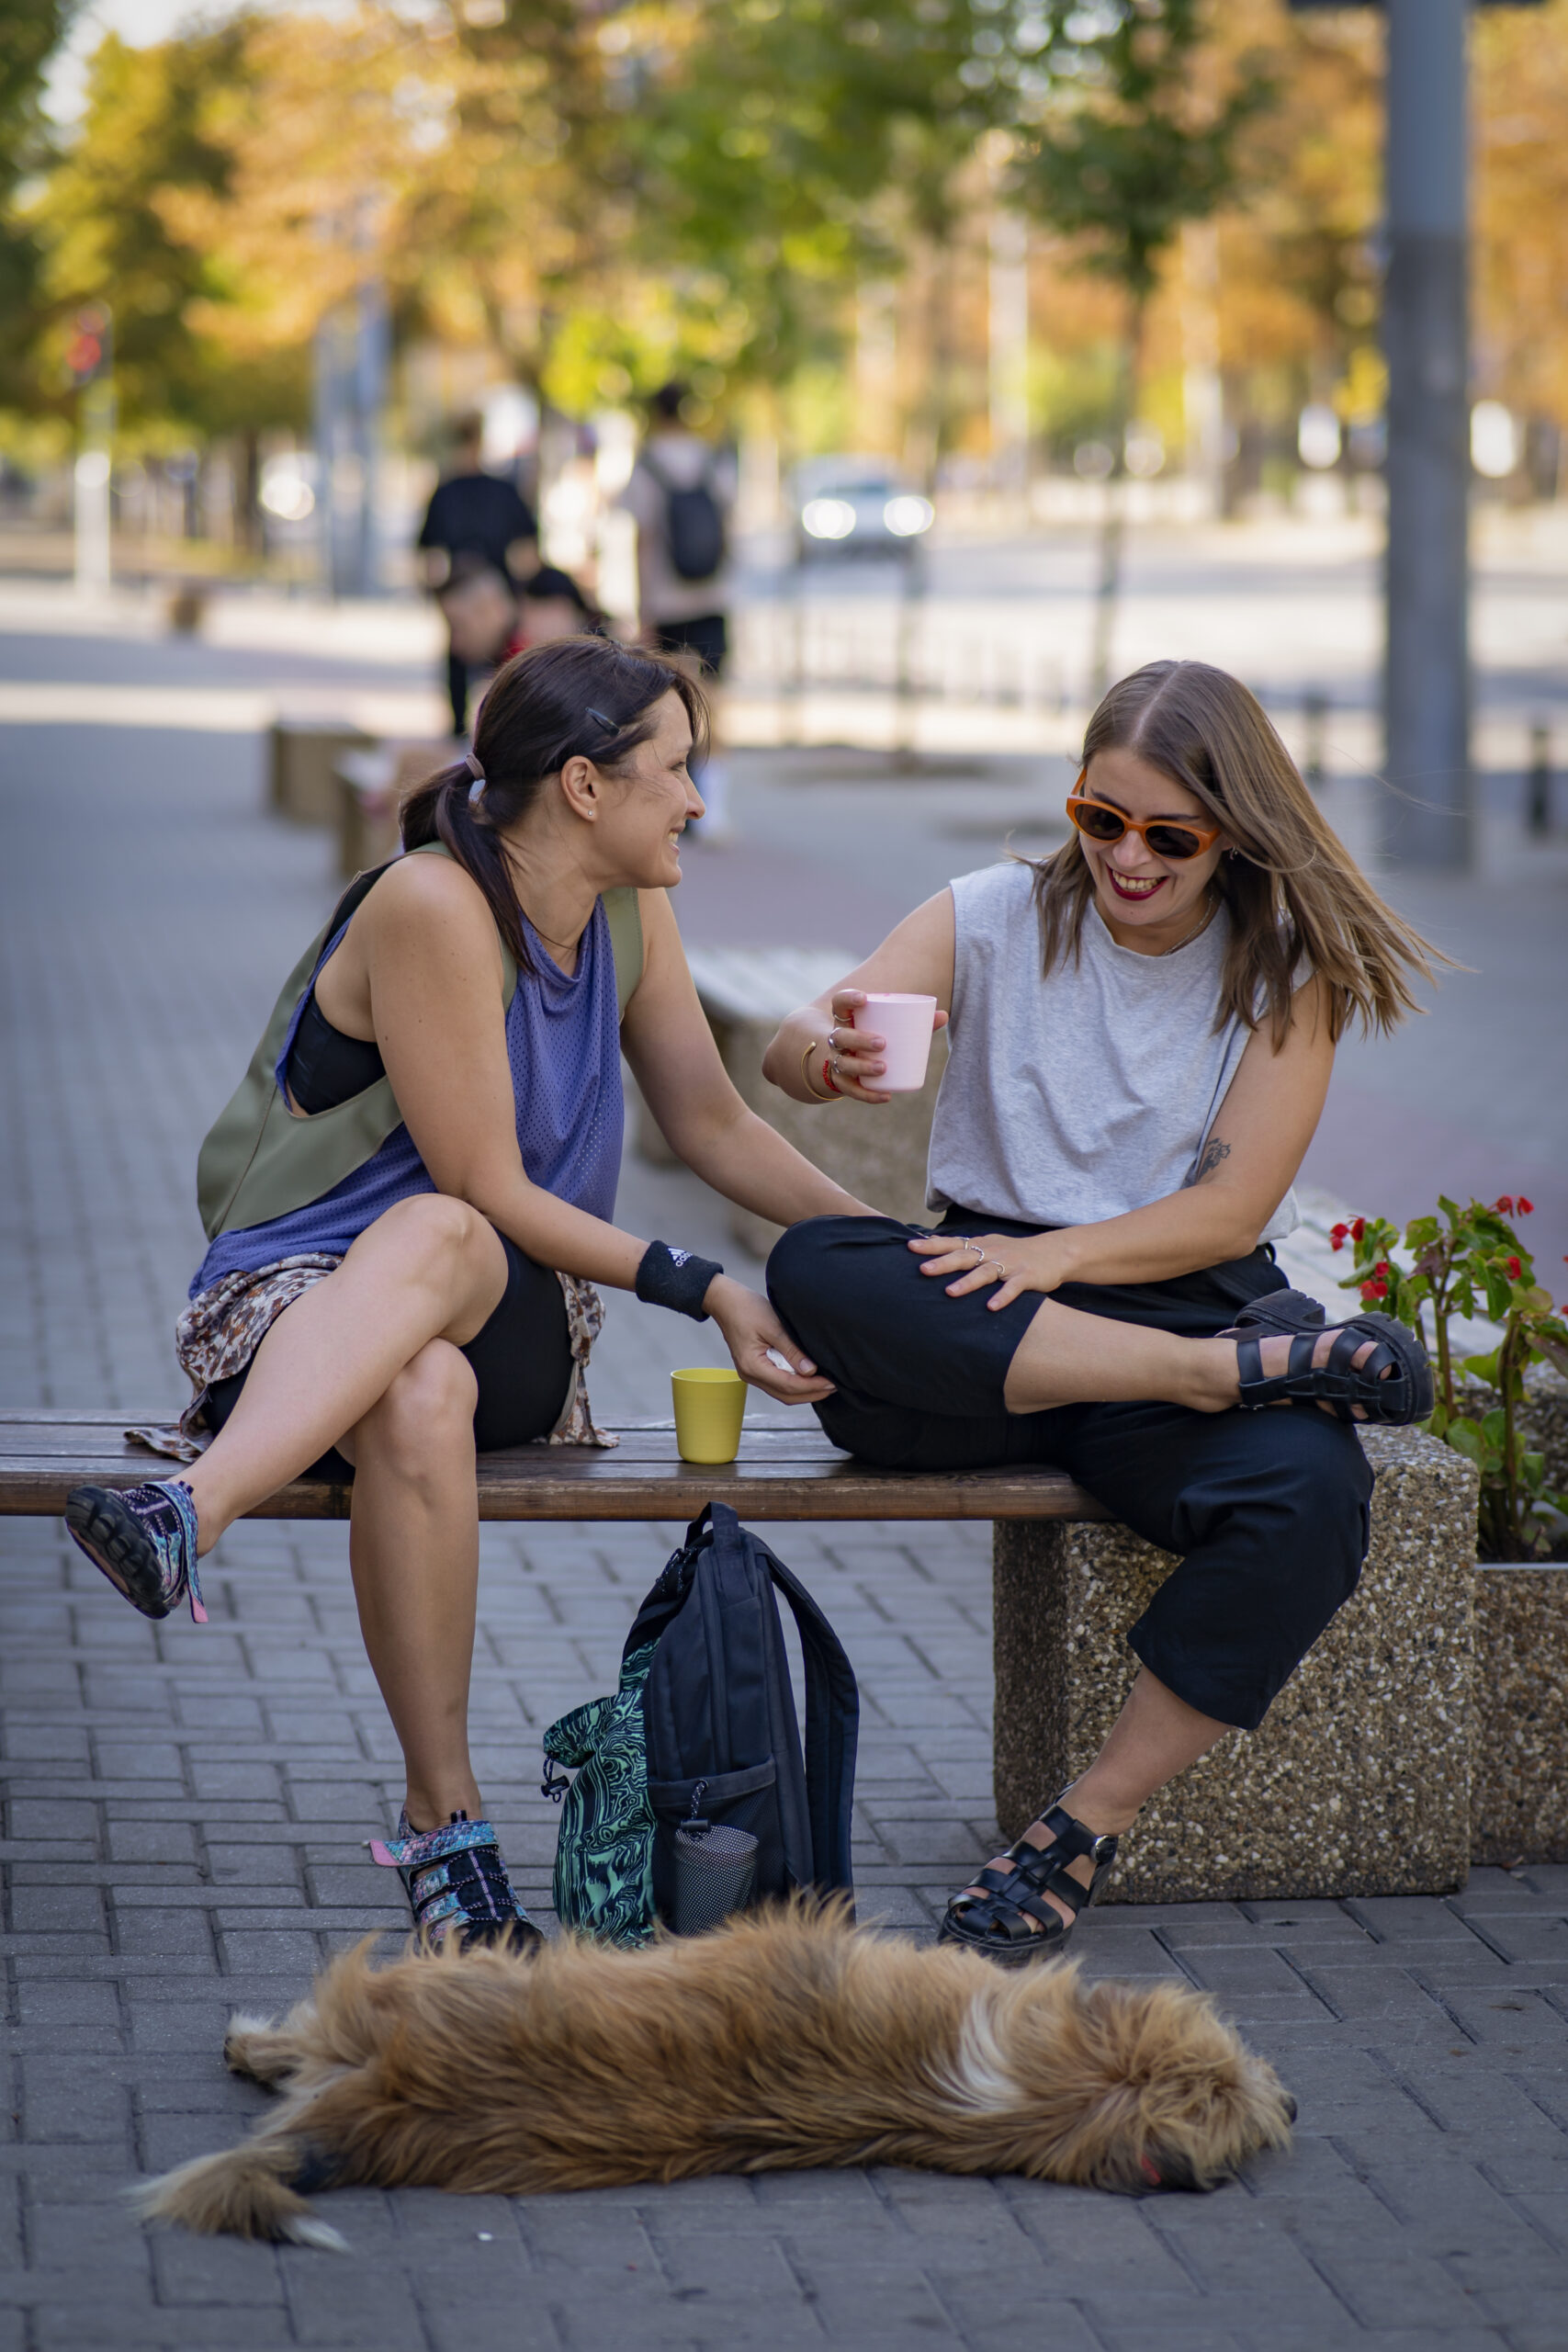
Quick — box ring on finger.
[960,1239,985,1263]
[987,1259,1009,1280]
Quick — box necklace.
[525,913,583,955]
[1156,891,1220,956]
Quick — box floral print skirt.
[129,1251,615,1464]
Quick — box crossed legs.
[184,1195,510,1829]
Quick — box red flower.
[1518,1197,1534,1215]
[1495,1195,1515,1215]
[1351,1217,1366,1241]
[1507,1257,1522,1280]
[1361,1277,1389,1303]
[1373,1260,1390,1278]
[1330,1223,1348,1253]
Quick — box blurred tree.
[1473,2,1568,485]
[30,26,309,466]
[573,0,1000,457]
[0,0,75,413]
[1003,0,1274,690]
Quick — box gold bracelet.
[801,1038,834,1102]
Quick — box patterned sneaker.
[369,1810,542,1952]
[63,1480,207,1624]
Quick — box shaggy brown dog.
[138,1905,1293,2248]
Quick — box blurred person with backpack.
[621,382,737,842]
[419,414,538,737]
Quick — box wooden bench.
[0,1411,1107,1526]
[0,1413,1487,1903]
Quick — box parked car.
[789,456,934,561]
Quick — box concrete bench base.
[1472,1564,1568,1866]
[993,1427,1480,1903]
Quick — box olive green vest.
[196,842,644,1243]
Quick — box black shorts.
[654,614,727,679]
[203,1231,572,1476]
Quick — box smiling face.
[597,687,704,889]
[1075,744,1230,955]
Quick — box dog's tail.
[131,2138,348,2254]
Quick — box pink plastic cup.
[851,993,939,1093]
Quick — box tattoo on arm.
[1190,1136,1232,1186]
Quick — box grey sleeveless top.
[926,862,1301,1242]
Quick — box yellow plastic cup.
[671,1367,748,1465]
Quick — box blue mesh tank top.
[191,897,625,1295]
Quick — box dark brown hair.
[1029,660,1444,1046]
[400,636,706,974]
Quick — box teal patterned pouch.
[542,1639,659,1947]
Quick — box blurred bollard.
[334,741,448,877]
[165,584,207,636]
[269,719,371,823]
[1528,720,1551,839]
[1303,687,1327,788]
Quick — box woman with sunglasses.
[761,658,1441,1966]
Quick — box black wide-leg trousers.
[766,1214,1374,1732]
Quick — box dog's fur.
[136,1905,1293,2247]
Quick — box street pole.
[69,306,115,599]
[1382,0,1471,868]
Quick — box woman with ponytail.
[63,637,868,1949]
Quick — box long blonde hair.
[1030,660,1443,1046]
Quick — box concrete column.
[992,1428,1478,1902]
[1382,0,1472,868]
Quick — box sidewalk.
[3,645,1568,2346]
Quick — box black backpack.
[642,449,728,582]
[544,1504,859,1942]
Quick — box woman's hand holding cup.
[824,989,947,1105]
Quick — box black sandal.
[1225,1288,1433,1426]
[940,1797,1119,1967]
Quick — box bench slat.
[0,1414,1109,1524]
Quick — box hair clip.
[464,749,485,804]
[586,707,615,731]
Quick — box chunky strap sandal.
[940,1796,1118,1968]
[1224,1289,1433,1426]
[370,1810,544,1953]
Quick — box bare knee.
[361,1193,503,1314]
[375,1192,491,1272]
[355,1340,477,1480]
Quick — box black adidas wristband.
[635,1239,724,1322]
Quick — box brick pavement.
[3,669,1568,2349]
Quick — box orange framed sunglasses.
[1065,775,1223,863]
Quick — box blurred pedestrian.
[418,414,538,737]
[621,381,736,842]
[516,564,604,648]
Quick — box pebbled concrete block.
[993,1427,1477,1901]
[1472,1562,1568,1866]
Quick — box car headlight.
[801,496,857,540]
[883,494,933,538]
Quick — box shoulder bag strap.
[603,886,644,1023]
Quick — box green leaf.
[1462,1351,1500,1388]
[1444,1419,1485,1468]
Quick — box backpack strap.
[603,885,644,1023]
[682,1504,860,1897]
